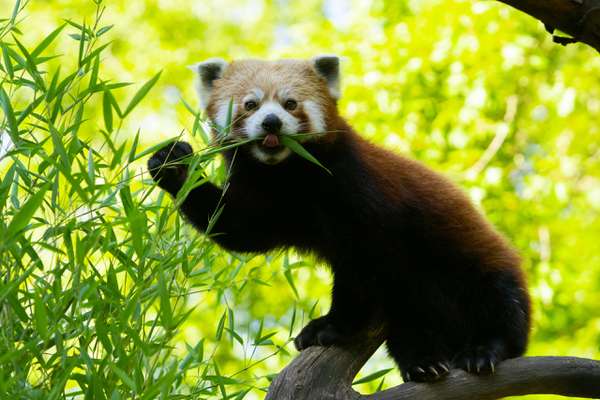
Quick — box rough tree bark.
[266,1,600,399]
[265,328,600,400]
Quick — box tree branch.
[265,330,600,400]
[494,0,600,52]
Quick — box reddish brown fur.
[358,137,523,271]
[207,59,339,142]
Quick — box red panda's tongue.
[262,134,280,148]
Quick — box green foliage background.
[0,0,599,399]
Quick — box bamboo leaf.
[89,54,99,89]
[284,269,299,298]
[5,182,51,240]
[119,181,146,259]
[17,93,44,125]
[12,35,46,91]
[110,364,137,392]
[158,266,173,329]
[352,368,393,385]
[205,375,239,385]
[77,21,86,67]
[34,294,49,340]
[127,129,140,163]
[87,147,95,188]
[131,137,176,162]
[0,85,18,141]
[31,24,66,58]
[215,310,226,341]
[49,123,70,169]
[96,25,114,37]
[1,44,14,80]
[279,135,332,175]
[10,0,21,23]
[0,163,16,213]
[123,71,161,117]
[103,90,113,132]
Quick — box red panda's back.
[350,132,522,272]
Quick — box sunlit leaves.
[4,181,50,241]
[123,71,161,117]
[0,86,17,141]
[102,89,114,131]
[119,177,147,260]
[0,3,210,398]
[30,23,65,58]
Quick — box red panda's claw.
[403,361,450,382]
[438,362,449,373]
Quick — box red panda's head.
[190,56,341,164]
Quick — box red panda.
[148,56,531,382]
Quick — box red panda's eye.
[244,100,258,111]
[284,99,297,111]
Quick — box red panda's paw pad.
[294,317,342,351]
[402,361,450,382]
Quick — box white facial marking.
[242,89,264,106]
[251,88,265,100]
[243,100,300,164]
[244,101,299,139]
[215,100,238,130]
[302,100,326,135]
[327,81,341,100]
[194,78,210,110]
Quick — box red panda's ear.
[188,58,229,109]
[312,55,341,100]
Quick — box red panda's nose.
[262,114,283,134]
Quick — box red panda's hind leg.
[453,339,507,375]
[294,270,375,351]
[385,330,452,382]
[294,315,343,350]
[453,269,530,375]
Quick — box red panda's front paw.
[453,341,506,375]
[148,141,193,195]
[294,317,343,351]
